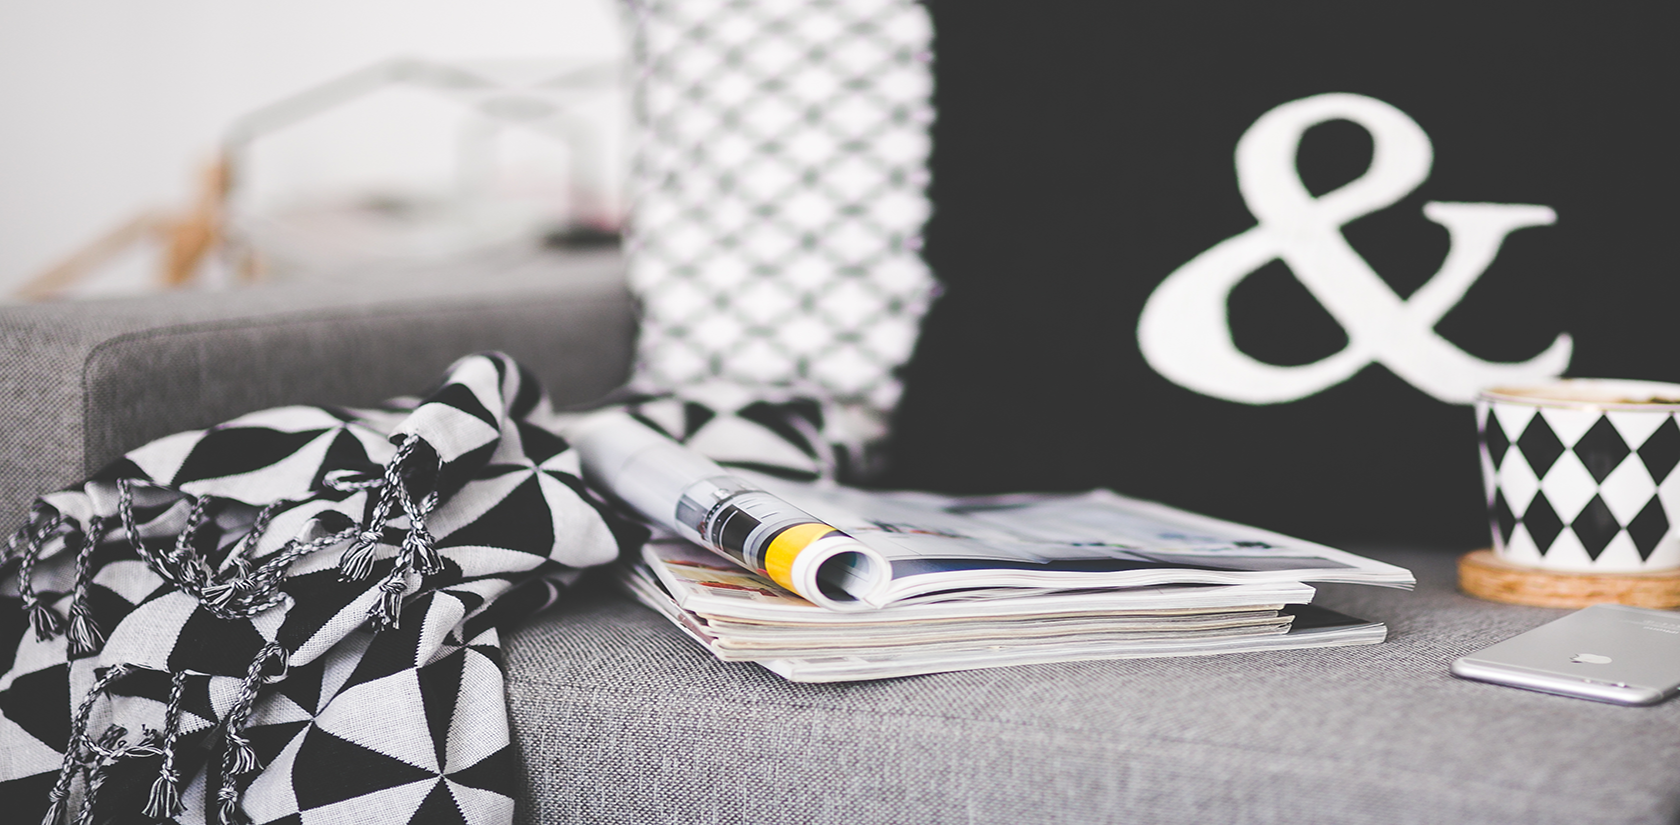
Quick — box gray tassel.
[39,796,65,825]
[338,436,430,585]
[218,783,247,825]
[227,735,260,776]
[217,644,287,825]
[39,797,65,825]
[44,664,132,825]
[16,512,65,641]
[64,520,106,657]
[405,527,441,575]
[164,493,214,591]
[28,601,63,641]
[337,532,382,581]
[64,607,104,659]
[348,434,446,629]
[144,769,182,820]
[399,487,441,575]
[142,669,188,819]
[371,576,407,631]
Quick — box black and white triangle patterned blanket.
[0,352,858,825]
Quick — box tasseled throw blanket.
[0,352,854,825]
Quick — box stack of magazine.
[569,413,1415,683]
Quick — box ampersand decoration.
[1138,92,1571,405]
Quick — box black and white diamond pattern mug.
[1478,380,1680,572]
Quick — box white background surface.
[0,0,625,298]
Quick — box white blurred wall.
[0,0,626,296]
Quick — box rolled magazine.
[568,412,891,610]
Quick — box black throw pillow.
[885,1,1680,548]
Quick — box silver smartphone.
[1450,603,1680,706]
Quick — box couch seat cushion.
[504,547,1680,825]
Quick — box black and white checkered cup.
[1478,380,1680,572]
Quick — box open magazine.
[569,412,1414,611]
[635,538,1317,623]
[741,474,1414,601]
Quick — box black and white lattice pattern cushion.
[1482,403,1680,568]
[625,0,937,413]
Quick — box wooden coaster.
[1459,549,1680,609]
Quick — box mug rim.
[1478,378,1680,411]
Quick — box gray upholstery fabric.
[7,257,1677,823]
[505,548,1680,825]
[0,249,634,533]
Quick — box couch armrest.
[0,249,635,531]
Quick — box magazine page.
[757,609,1388,683]
[619,567,1290,662]
[618,564,1384,683]
[637,539,1314,623]
[741,472,1416,598]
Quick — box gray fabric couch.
[3,251,1677,825]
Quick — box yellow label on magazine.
[763,523,839,593]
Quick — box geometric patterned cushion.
[624,0,937,413]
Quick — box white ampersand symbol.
[1137,92,1571,405]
